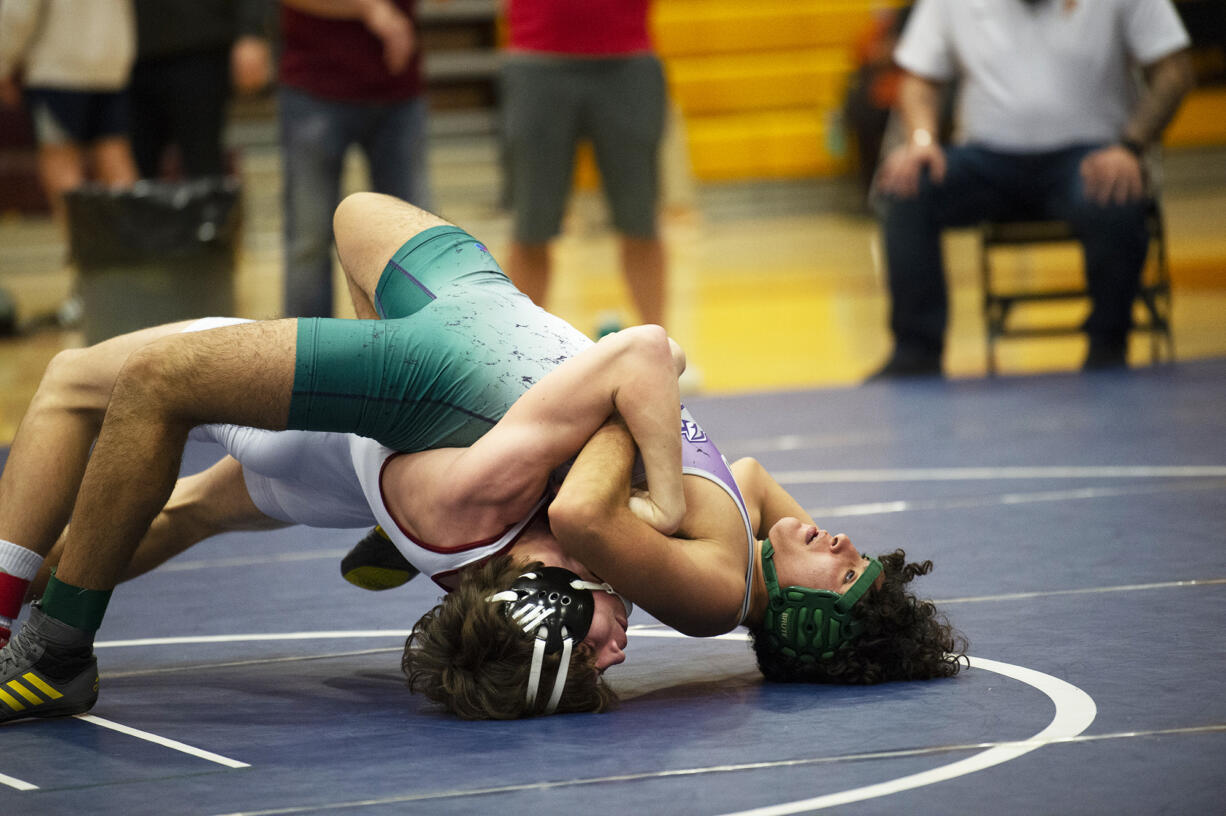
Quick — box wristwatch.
[1119,138,1145,158]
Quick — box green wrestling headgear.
[759,539,884,662]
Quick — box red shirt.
[507,0,652,56]
[279,1,422,102]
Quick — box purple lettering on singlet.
[682,418,708,443]
[679,407,743,505]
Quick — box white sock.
[0,539,43,580]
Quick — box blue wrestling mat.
[1,361,1224,814]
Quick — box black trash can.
[65,178,241,344]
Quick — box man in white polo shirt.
[870,0,1194,377]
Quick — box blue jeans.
[278,86,431,317]
[880,143,1149,359]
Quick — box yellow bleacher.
[651,0,903,182]
[651,0,904,55]
[1166,87,1226,147]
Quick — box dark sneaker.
[340,526,419,591]
[1083,339,1128,370]
[0,605,98,723]
[866,352,942,381]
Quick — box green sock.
[40,572,112,632]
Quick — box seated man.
[870,0,1194,377]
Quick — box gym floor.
[3,143,1226,442]
[0,360,1223,813]
[0,142,1224,813]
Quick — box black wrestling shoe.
[340,526,419,591]
[0,605,99,723]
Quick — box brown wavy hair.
[749,549,968,684]
[403,554,620,719]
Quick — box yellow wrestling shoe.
[340,526,419,590]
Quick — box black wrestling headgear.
[487,566,602,714]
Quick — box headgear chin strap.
[759,539,883,663]
[487,566,628,715]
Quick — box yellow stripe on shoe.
[22,673,63,699]
[7,679,43,704]
[0,687,27,711]
[1,673,70,714]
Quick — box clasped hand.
[1079,145,1145,206]
[628,488,685,536]
[873,142,947,199]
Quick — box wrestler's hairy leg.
[53,319,298,591]
[30,456,288,598]
[333,192,451,318]
[0,321,203,559]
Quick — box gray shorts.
[501,53,666,243]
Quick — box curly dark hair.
[403,554,620,719]
[750,549,968,684]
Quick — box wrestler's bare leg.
[53,318,297,591]
[333,192,450,318]
[0,321,202,559]
[31,456,288,598]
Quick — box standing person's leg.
[876,145,1019,375]
[504,242,550,306]
[1043,145,1149,368]
[586,55,668,328]
[279,87,348,317]
[26,89,136,219]
[619,237,666,327]
[88,88,138,186]
[128,59,170,178]
[501,58,582,308]
[24,89,88,225]
[365,95,432,210]
[90,136,138,187]
[160,49,230,178]
[33,141,84,226]
[352,96,434,316]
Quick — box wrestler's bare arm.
[428,325,686,534]
[549,420,746,637]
